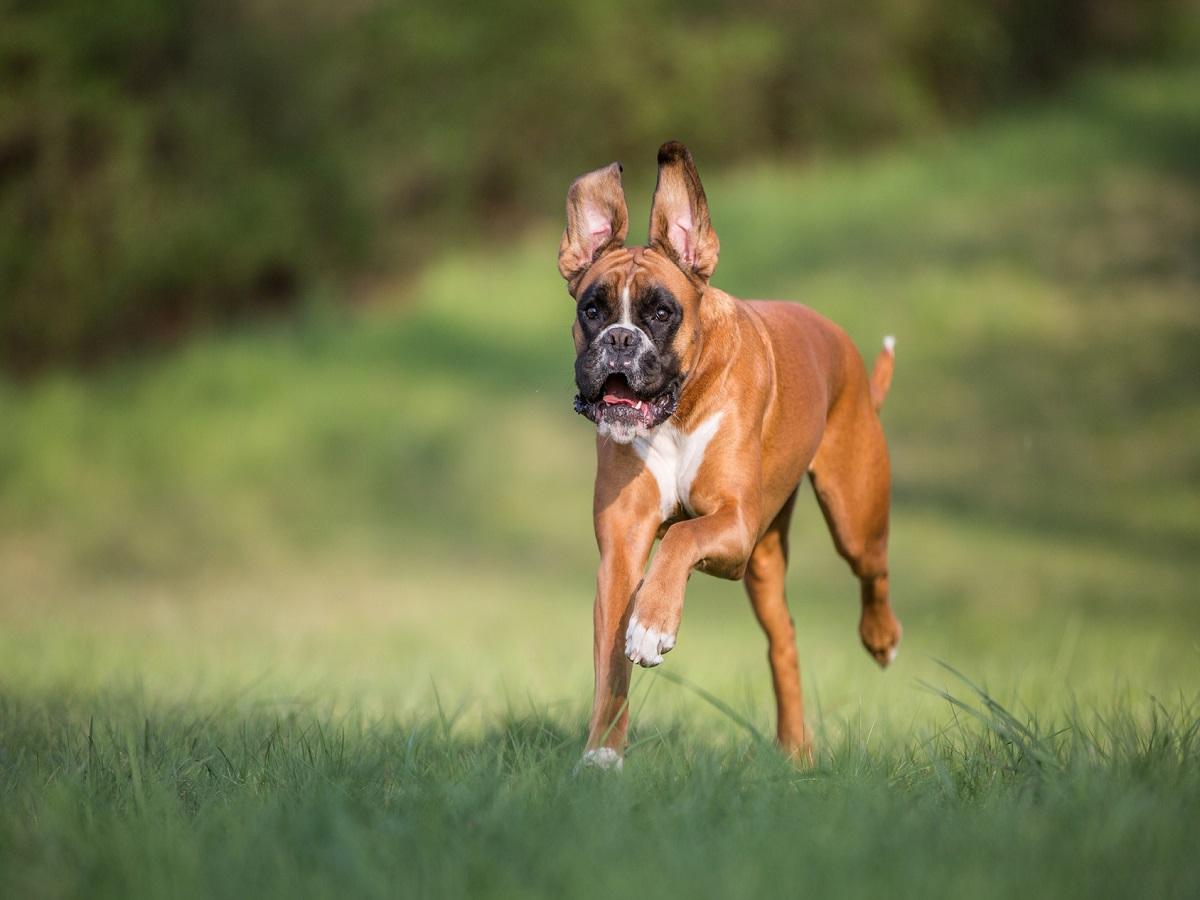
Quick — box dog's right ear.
[558,162,629,293]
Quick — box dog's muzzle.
[573,328,679,436]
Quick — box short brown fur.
[561,143,900,764]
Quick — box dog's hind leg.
[808,399,902,668]
[744,489,811,759]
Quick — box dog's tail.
[869,335,895,412]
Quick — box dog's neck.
[669,286,742,430]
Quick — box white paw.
[624,614,676,668]
[576,747,623,772]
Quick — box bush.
[0,0,1191,372]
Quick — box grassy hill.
[1,64,1198,898]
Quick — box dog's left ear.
[648,141,719,281]
[558,162,629,292]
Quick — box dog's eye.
[654,305,672,322]
[584,303,600,320]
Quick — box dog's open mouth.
[601,373,651,414]
[574,373,678,431]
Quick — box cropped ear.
[648,141,719,280]
[558,162,629,291]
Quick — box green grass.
[1,64,1199,897]
[3,677,1198,899]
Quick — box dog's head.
[558,142,720,444]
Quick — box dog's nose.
[603,327,639,353]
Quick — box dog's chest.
[633,413,723,520]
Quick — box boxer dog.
[560,143,901,769]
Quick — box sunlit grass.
[0,64,1198,897]
[2,676,1197,899]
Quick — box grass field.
[1,65,1199,898]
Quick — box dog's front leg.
[625,505,757,667]
[580,510,659,769]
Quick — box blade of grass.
[650,668,766,744]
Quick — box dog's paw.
[624,613,676,668]
[860,606,902,668]
[576,747,623,773]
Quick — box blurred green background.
[2,0,1196,369]
[1,2,1199,897]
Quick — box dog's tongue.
[602,374,639,407]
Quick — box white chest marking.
[633,412,723,520]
